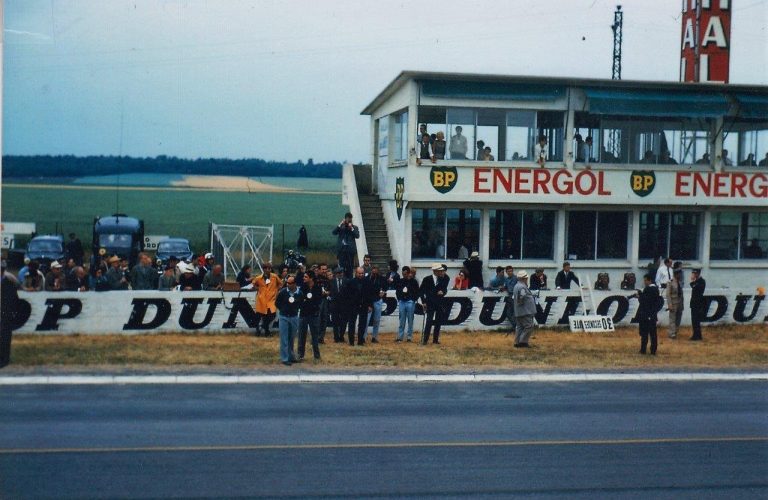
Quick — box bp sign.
[430,166,458,194]
[630,170,656,197]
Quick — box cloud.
[4,28,52,41]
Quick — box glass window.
[567,211,629,260]
[446,209,481,259]
[723,121,768,167]
[411,208,480,260]
[417,106,447,149]
[574,113,601,163]
[537,111,565,162]
[476,109,504,161]
[392,110,408,162]
[489,209,555,259]
[412,209,446,259]
[639,212,700,261]
[711,212,768,260]
[377,118,388,167]
[506,110,536,161]
[447,108,474,160]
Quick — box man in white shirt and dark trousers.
[655,257,673,290]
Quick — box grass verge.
[7,324,766,371]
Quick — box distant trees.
[1,155,343,179]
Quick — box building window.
[710,212,768,260]
[446,108,475,160]
[506,110,537,161]
[574,112,601,163]
[411,208,480,260]
[722,121,768,167]
[489,209,555,260]
[587,116,712,165]
[392,110,408,162]
[567,211,629,260]
[537,111,565,162]
[639,212,700,261]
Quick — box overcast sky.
[3,0,767,164]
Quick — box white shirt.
[534,143,548,162]
[655,264,672,288]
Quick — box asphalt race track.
[1,381,766,499]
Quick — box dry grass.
[8,324,767,371]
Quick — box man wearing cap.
[689,268,706,341]
[178,262,202,291]
[199,253,215,282]
[275,275,303,366]
[44,261,66,292]
[512,270,536,348]
[332,213,360,279]
[106,255,129,290]
[252,262,282,337]
[463,252,484,289]
[157,264,178,291]
[419,263,450,345]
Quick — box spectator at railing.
[89,267,110,292]
[236,265,252,289]
[66,266,88,292]
[659,150,678,165]
[722,149,733,166]
[452,269,469,290]
[44,262,66,292]
[555,262,579,290]
[463,252,483,289]
[157,265,178,291]
[530,268,548,290]
[203,265,225,291]
[476,140,485,161]
[431,131,446,161]
[416,133,432,165]
[620,272,637,290]
[759,153,768,166]
[534,135,548,167]
[488,266,505,291]
[739,153,757,166]
[695,153,710,165]
[449,126,468,159]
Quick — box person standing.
[396,266,419,342]
[555,262,580,290]
[419,263,449,345]
[253,262,282,337]
[689,268,706,341]
[341,267,373,346]
[66,233,85,266]
[275,275,302,366]
[157,264,178,291]
[463,252,484,289]
[328,267,347,343]
[503,265,518,333]
[655,257,673,290]
[298,271,323,361]
[332,212,359,279]
[666,269,684,339]
[297,225,309,250]
[131,253,159,290]
[636,274,660,355]
[449,126,468,159]
[512,270,536,348]
[1,260,22,368]
[365,265,386,343]
[314,263,330,344]
[385,260,400,290]
[106,256,129,290]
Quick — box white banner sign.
[0,222,36,234]
[9,289,766,335]
[143,235,169,250]
[569,315,615,332]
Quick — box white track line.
[0,372,766,385]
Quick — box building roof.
[361,70,768,115]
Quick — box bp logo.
[430,166,458,194]
[630,170,656,197]
[395,177,405,220]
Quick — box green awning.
[584,87,729,117]
[421,80,565,101]
[734,93,768,119]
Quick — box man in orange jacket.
[252,262,283,336]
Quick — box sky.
[3,0,767,164]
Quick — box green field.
[2,183,344,255]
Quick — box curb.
[0,372,766,385]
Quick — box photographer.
[332,212,359,279]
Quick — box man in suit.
[689,268,706,341]
[419,263,450,345]
[328,267,346,343]
[636,274,660,355]
[555,261,580,290]
[332,212,360,279]
[341,267,374,346]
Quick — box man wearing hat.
[106,256,129,290]
[44,261,66,292]
[419,263,450,345]
[178,262,202,291]
[252,262,282,337]
[689,268,706,341]
[199,252,215,282]
[463,251,484,289]
[512,270,537,348]
[157,264,178,291]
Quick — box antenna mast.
[611,5,623,80]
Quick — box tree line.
[1,155,343,179]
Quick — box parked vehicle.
[156,238,193,264]
[92,214,144,268]
[25,235,65,272]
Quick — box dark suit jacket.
[342,277,373,311]
[690,277,706,310]
[332,223,360,254]
[419,274,450,308]
[555,270,580,289]
[328,276,346,310]
[638,284,660,322]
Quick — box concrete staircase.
[358,194,393,270]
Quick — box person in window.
[482,146,495,161]
[457,240,470,260]
[476,140,485,161]
[449,126,468,159]
[743,239,764,259]
[417,123,429,145]
[574,133,584,162]
[534,135,548,167]
[659,150,677,165]
[620,272,636,290]
[452,269,469,290]
[431,131,446,161]
[601,146,619,163]
[416,133,432,165]
[530,268,548,290]
[640,150,656,164]
[695,153,710,165]
[463,252,484,289]
[555,262,579,290]
[721,149,733,166]
[738,153,757,166]
[759,152,768,166]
